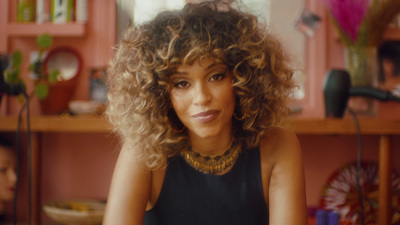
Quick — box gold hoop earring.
[233,112,245,121]
[171,126,186,133]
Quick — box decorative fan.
[320,161,400,225]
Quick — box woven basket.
[43,199,105,225]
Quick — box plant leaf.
[17,94,26,104]
[48,70,60,83]
[12,51,22,67]
[4,69,21,84]
[18,80,26,91]
[34,82,49,100]
[4,70,13,83]
[36,33,53,50]
[10,69,20,82]
[4,69,12,82]
[28,63,34,72]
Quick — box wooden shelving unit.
[1,0,398,224]
[1,115,400,134]
[0,0,87,53]
[0,1,89,223]
[1,115,396,225]
[7,22,86,37]
[0,115,111,132]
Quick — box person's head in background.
[0,136,17,213]
[378,42,400,83]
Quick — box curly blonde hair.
[106,0,296,169]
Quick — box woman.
[0,136,17,223]
[378,42,400,96]
[104,1,308,224]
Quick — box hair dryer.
[323,69,400,117]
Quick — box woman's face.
[169,58,236,139]
[382,58,395,77]
[0,147,17,203]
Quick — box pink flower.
[325,0,369,42]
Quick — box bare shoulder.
[103,141,152,224]
[258,126,302,187]
[262,126,299,141]
[259,126,308,225]
[259,126,301,160]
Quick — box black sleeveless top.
[143,146,269,225]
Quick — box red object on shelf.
[40,46,82,114]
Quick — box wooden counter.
[0,116,397,225]
[2,115,400,134]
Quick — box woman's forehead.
[177,57,224,69]
[0,147,15,160]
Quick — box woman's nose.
[9,169,17,183]
[193,83,212,105]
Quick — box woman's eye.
[210,72,226,82]
[0,168,7,174]
[173,80,189,89]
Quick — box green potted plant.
[29,33,61,100]
[3,33,83,114]
[4,33,60,101]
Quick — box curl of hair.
[106,0,296,169]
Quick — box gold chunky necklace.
[180,141,241,175]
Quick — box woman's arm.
[261,127,308,225]
[103,142,151,225]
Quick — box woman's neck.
[0,202,5,213]
[189,130,234,156]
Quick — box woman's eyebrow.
[171,71,188,77]
[172,62,226,76]
[205,62,228,70]
[206,62,217,69]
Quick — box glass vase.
[345,46,378,116]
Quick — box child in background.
[0,136,17,223]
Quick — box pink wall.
[1,0,118,222]
[39,133,120,222]
[301,134,400,207]
[5,132,120,223]
[3,0,115,115]
[304,0,400,209]
[1,0,400,223]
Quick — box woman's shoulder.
[259,126,301,162]
[260,126,299,146]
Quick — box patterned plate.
[319,161,400,225]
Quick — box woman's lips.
[192,110,220,123]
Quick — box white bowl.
[43,199,106,225]
[68,100,103,115]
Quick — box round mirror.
[43,47,82,81]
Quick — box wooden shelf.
[0,115,112,133]
[285,118,400,135]
[1,115,400,135]
[7,22,86,37]
[1,115,397,225]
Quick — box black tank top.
[143,146,269,225]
